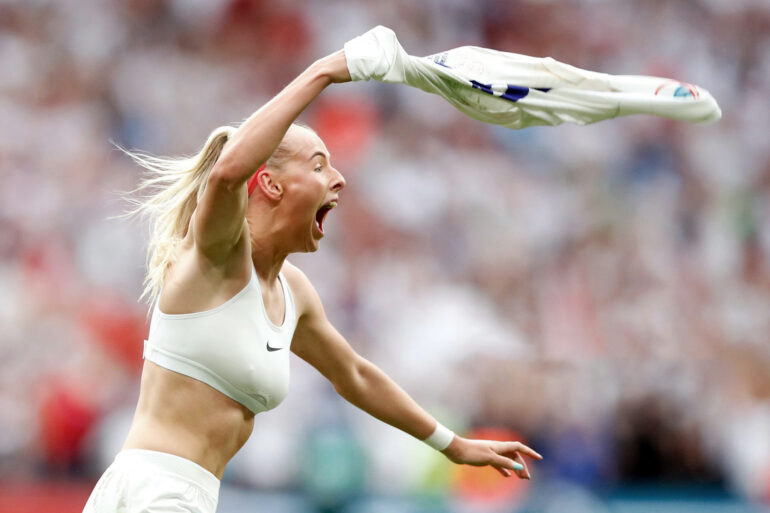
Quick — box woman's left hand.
[441,436,543,479]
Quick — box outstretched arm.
[285,263,542,479]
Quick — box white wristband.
[423,422,455,451]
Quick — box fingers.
[489,440,541,480]
[492,455,523,475]
[513,452,531,480]
[491,456,527,479]
[496,441,543,461]
[469,439,543,480]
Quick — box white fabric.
[344,26,721,128]
[144,263,297,414]
[82,449,219,513]
[423,421,455,451]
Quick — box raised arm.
[193,51,351,261]
[284,263,542,479]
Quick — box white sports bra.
[143,263,297,414]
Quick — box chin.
[299,237,321,254]
[290,242,317,254]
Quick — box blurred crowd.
[1,0,769,508]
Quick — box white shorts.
[82,449,220,513]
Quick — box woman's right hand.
[316,50,352,84]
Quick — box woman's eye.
[314,166,322,172]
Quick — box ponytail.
[117,125,236,307]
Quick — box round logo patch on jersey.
[654,80,700,100]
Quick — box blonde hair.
[119,122,316,308]
[118,125,235,307]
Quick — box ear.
[256,168,283,201]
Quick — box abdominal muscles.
[122,360,255,479]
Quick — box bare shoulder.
[281,260,323,319]
[280,260,312,292]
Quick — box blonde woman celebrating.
[83,44,541,513]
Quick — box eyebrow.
[308,151,329,161]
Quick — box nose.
[331,167,346,192]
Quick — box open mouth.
[315,200,338,234]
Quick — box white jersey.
[344,26,721,128]
[143,264,297,414]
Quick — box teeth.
[328,201,337,208]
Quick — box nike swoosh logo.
[266,340,282,352]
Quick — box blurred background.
[1,0,769,511]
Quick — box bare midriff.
[122,360,255,479]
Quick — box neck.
[246,204,291,283]
[250,238,288,283]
